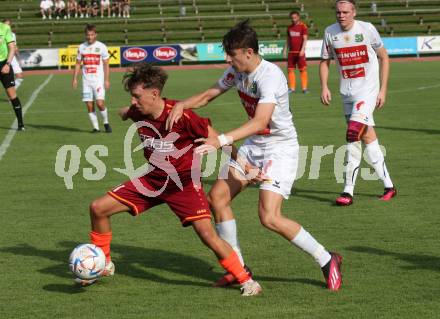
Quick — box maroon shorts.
[288,52,307,70]
[108,175,211,227]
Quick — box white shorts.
[82,81,105,102]
[343,94,376,126]
[101,0,110,8]
[11,57,22,74]
[229,139,299,199]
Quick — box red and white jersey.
[218,59,297,147]
[321,20,383,97]
[77,40,109,83]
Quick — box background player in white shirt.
[72,24,112,133]
[167,20,343,291]
[3,19,23,90]
[319,0,396,206]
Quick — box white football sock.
[88,112,99,130]
[365,139,393,188]
[291,227,331,268]
[343,141,362,196]
[216,219,245,266]
[15,78,23,89]
[99,108,109,124]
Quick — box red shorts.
[108,175,211,227]
[287,52,307,70]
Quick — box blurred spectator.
[112,0,122,18]
[40,0,54,20]
[371,2,377,13]
[54,0,67,19]
[179,0,186,18]
[67,0,78,18]
[100,0,111,18]
[90,0,100,17]
[380,18,386,27]
[78,0,89,18]
[122,0,130,18]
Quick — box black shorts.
[0,60,15,89]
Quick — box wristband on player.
[217,134,233,147]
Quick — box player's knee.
[89,200,106,219]
[259,213,278,231]
[207,190,229,210]
[346,120,367,142]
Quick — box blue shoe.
[288,89,295,94]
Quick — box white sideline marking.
[388,83,440,94]
[0,74,53,162]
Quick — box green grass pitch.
[0,61,439,318]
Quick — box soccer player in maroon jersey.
[283,10,308,93]
[77,63,262,296]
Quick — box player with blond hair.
[320,0,397,205]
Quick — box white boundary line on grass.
[0,74,53,162]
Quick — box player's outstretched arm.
[165,83,225,130]
[376,47,389,109]
[319,59,332,105]
[118,107,130,121]
[195,102,274,155]
[196,125,268,183]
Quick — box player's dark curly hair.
[123,62,168,93]
[222,19,259,56]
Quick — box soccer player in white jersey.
[320,0,397,206]
[72,24,112,133]
[167,20,343,291]
[2,19,24,90]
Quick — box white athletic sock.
[216,219,245,266]
[99,108,109,124]
[88,112,99,130]
[365,139,393,188]
[343,141,362,196]
[15,78,23,89]
[291,227,331,268]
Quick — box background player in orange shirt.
[79,63,262,296]
[283,10,308,94]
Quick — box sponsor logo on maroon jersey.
[123,48,148,62]
[335,45,369,66]
[342,67,366,79]
[138,134,174,152]
[153,47,177,61]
